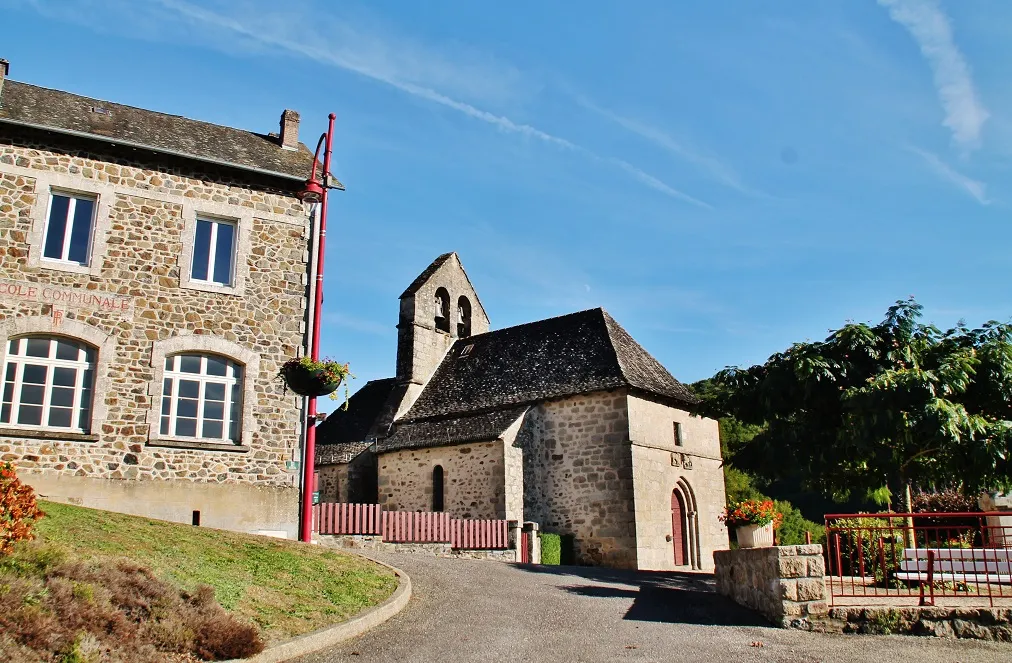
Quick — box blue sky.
[4,0,1012,410]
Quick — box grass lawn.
[33,500,398,644]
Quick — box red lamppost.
[297,113,340,543]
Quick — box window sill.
[178,278,244,297]
[39,259,94,276]
[0,427,98,442]
[147,438,250,453]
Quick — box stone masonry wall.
[627,394,728,571]
[377,440,505,519]
[521,389,638,569]
[714,545,828,627]
[0,135,308,534]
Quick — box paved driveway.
[296,553,1012,663]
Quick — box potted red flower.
[720,499,783,549]
[278,357,351,398]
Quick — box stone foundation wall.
[714,545,828,627]
[818,607,1012,641]
[377,440,505,519]
[316,534,518,562]
[28,471,298,537]
[520,390,638,569]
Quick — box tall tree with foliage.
[700,299,1012,512]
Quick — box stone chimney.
[279,109,300,150]
[0,59,9,107]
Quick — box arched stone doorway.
[671,489,689,566]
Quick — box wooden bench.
[895,548,1012,584]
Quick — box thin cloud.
[878,0,989,152]
[611,160,712,209]
[150,0,703,205]
[908,146,989,204]
[579,97,765,198]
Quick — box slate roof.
[0,80,327,183]
[379,406,529,452]
[316,378,397,445]
[403,308,698,422]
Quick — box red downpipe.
[300,113,336,543]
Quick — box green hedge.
[538,532,576,565]
[539,533,561,565]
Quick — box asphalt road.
[296,552,1012,663]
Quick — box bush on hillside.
[0,543,264,661]
[0,461,44,555]
[774,500,825,545]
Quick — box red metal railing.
[825,512,1012,607]
[312,503,511,550]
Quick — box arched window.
[432,465,445,512]
[160,353,243,441]
[1,336,96,432]
[434,288,450,333]
[457,296,472,338]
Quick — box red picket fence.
[313,503,510,550]
[314,502,383,536]
[451,518,508,550]
[383,510,452,543]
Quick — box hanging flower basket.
[278,357,350,398]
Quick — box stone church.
[316,253,729,570]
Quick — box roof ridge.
[7,80,268,140]
[399,252,455,298]
[463,307,606,340]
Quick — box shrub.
[539,533,561,565]
[0,462,44,555]
[0,547,264,661]
[773,500,825,545]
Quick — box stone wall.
[317,534,519,562]
[819,606,1012,641]
[0,133,308,534]
[627,394,728,571]
[520,390,638,569]
[377,440,505,519]
[713,545,828,627]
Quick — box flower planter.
[281,365,342,397]
[735,522,774,549]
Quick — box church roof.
[316,377,397,444]
[379,406,529,452]
[402,308,698,422]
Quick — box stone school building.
[0,60,323,537]
[317,253,729,570]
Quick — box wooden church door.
[671,490,688,566]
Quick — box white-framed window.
[190,217,237,286]
[160,353,243,442]
[0,336,96,432]
[42,191,97,266]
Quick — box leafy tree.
[699,299,1012,512]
